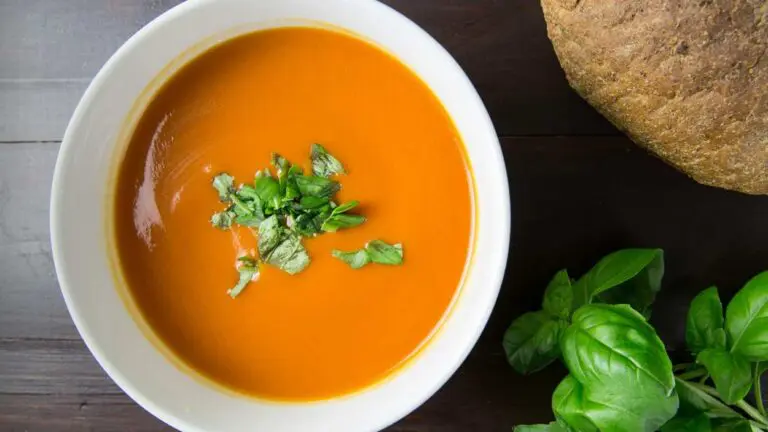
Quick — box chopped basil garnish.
[332,240,404,269]
[210,145,402,297]
[271,153,290,178]
[311,143,346,177]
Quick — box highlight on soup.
[113,26,474,401]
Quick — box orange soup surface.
[114,27,473,400]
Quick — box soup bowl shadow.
[50,0,510,430]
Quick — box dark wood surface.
[0,1,766,431]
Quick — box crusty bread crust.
[540,0,767,194]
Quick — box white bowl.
[50,0,510,430]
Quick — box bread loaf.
[540,0,767,194]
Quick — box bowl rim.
[50,0,510,430]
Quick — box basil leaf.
[514,423,567,432]
[211,210,234,230]
[310,143,345,177]
[271,153,303,202]
[366,240,403,265]
[321,214,366,232]
[726,271,768,361]
[503,310,565,374]
[234,213,263,227]
[331,249,371,269]
[562,304,676,392]
[230,192,264,227]
[552,375,599,432]
[674,378,741,419]
[320,200,365,232]
[237,184,260,201]
[574,249,664,311]
[295,175,340,198]
[543,270,573,319]
[228,256,258,298]
[229,193,254,215]
[331,200,359,215]
[333,241,404,269]
[271,153,290,178]
[299,196,329,210]
[212,173,235,202]
[660,413,711,432]
[578,249,664,314]
[254,172,281,210]
[584,249,663,297]
[257,216,282,258]
[696,348,752,404]
[233,201,264,226]
[571,278,589,312]
[558,304,678,431]
[265,233,309,275]
[283,177,302,201]
[686,287,727,354]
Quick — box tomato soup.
[113,27,473,400]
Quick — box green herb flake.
[332,240,403,269]
[321,214,366,232]
[212,173,235,202]
[237,184,260,201]
[254,172,281,210]
[228,256,258,298]
[310,143,346,177]
[257,215,282,258]
[265,232,310,275]
[293,211,328,237]
[332,249,371,269]
[299,195,329,210]
[330,200,359,215]
[295,175,340,198]
[366,240,403,265]
[284,165,303,197]
[211,210,235,230]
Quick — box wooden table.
[1,1,767,430]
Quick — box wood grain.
[0,0,615,142]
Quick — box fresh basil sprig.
[510,250,768,432]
